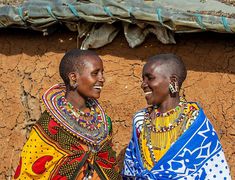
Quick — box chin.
[92,93,101,99]
[145,96,153,105]
[94,96,100,99]
[145,99,153,105]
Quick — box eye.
[143,73,155,81]
[147,75,154,81]
[91,70,99,76]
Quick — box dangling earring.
[169,81,178,94]
[169,83,176,94]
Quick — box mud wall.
[0,29,234,179]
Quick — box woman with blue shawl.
[122,53,231,179]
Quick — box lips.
[143,87,152,95]
[94,85,103,89]
[143,88,153,102]
[93,85,103,92]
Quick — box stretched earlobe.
[70,81,78,89]
[68,72,79,90]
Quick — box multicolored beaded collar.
[42,84,109,148]
[145,98,188,133]
[58,96,99,131]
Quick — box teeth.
[94,86,102,89]
[145,91,152,95]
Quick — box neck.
[65,90,87,110]
[157,95,180,113]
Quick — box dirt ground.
[0,29,234,179]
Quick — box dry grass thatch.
[0,0,25,6]
[219,0,235,6]
[1,0,235,6]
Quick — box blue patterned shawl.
[122,107,231,180]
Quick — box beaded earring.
[169,81,178,94]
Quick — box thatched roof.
[219,0,235,6]
[0,0,25,6]
[1,0,235,49]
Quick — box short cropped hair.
[59,49,98,86]
[148,53,187,87]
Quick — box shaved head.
[147,53,187,87]
[59,49,98,86]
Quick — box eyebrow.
[92,67,104,72]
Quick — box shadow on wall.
[0,28,235,74]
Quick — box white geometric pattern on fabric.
[122,109,231,180]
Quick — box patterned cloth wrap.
[122,106,231,180]
[14,84,121,180]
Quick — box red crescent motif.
[14,157,22,179]
[97,152,115,163]
[71,144,84,151]
[69,154,85,164]
[48,119,59,135]
[32,155,53,174]
[96,160,113,169]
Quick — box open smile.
[144,91,152,95]
[93,85,103,92]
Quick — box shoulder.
[37,111,51,124]
[186,102,202,117]
[184,102,204,127]
[132,108,146,132]
[133,108,146,117]
[186,101,201,110]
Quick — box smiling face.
[73,55,105,99]
[141,61,170,105]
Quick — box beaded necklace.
[56,95,106,143]
[140,98,199,170]
[146,100,187,133]
[141,98,188,168]
[58,97,102,131]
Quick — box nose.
[98,73,105,83]
[141,79,147,89]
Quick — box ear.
[68,72,79,83]
[169,74,179,94]
[169,74,179,83]
[68,72,80,90]
[68,72,79,85]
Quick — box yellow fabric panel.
[15,127,67,179]
[140,133,153,169]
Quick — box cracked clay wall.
[0,29,234,179]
